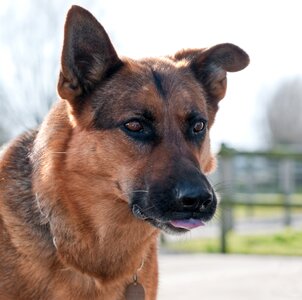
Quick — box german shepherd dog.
[0,5,249,300]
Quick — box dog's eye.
[122,119,155,142]
[192,121,205,133]
[124,121,144,132]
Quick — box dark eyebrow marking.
[141,109,155,122]
[151,69,166,99]
[186,110,207,121]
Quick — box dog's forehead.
[140,57,205,103]
[123,57,208,113]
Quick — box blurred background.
[0,0,301,299]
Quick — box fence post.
[220,201,229,254]
[280,159,294,226]
[246,158,255,217]
[219,155,235,253]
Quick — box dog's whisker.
[51,152,67,154]
[139,204,156,213]
[131,190,148,194]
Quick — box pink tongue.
[170,218,205,230]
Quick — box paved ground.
[157,253,302,300]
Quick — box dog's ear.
[174,43,249,110]
[57,5,122,103]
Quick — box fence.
[218,145,302,253]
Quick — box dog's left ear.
[174,43,249,111]
[58,5,122,104]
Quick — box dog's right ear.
[57,6,122,104]
[174,44,249,114]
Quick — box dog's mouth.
[131,203,213,234]
[169,219,205,229]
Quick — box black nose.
[176,183,213,211]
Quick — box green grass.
[230,193,302,219]
[164,229,302,256]
[234,206,302,219]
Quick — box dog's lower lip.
[170,219,205,230]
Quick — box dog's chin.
[131,204,209,235]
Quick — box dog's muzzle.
[130,178,217,234]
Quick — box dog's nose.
[176,183,213,211]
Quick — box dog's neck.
[35,189,158,293]
[34,180,158,283]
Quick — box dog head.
[55,6,249,234]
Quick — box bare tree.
[0,0,64,136]
[0,124,7,145]
[267,77,302,148]
[0,0,99,139]
[0,84,8,144]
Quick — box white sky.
[1,0,302,150]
